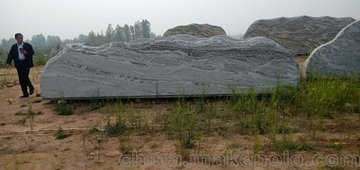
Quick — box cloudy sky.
[0,0,359,40]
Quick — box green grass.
[325,142,343,150]
[0,51,7,68]
[297,76,360,118]
[0,71,13,88]
[104,121,126,137]
[164,95,198,149]
[270,135,314,152]
[100,102,127,137]
[74,75,360,157]
[252,131,262,155]
[231,77,360,134]
[55,127,70,139]
[166,77,358,154]
[55,97,74,115]
[34,55,50,66]
[0,60,5,68]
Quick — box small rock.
[1,136,12,140]
[5,98,13,105]
[6,84,13,88]
[103,150,120,157]
[89,152,96,156]
[31,98,42,103]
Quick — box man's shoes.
[20,95,29,98]
[30,88,35,95]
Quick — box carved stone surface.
[40,35,299,99]
[163,24,226,38]
[304,20,360,77]
[244,16,355,54]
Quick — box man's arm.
[6,45,14,67]
[25,43,34,56]
[28,44,34,56]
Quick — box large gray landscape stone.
[304,20,360,77]
[163,24,226,38]
[40,35,299,99]
[244,16,355,54]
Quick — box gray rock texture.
[40,35,299,99]
[244,16,355,54]
[163,24,226,38]
[304,20,360,77]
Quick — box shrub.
[56,127,69,139]
[55,97,74,115]
[297,77,360,118]
[104,121,126,137]
[164,95,197,149]
[34,55,50,66]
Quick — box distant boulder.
[163,24,226,38]
[304,20,360,77]
[244,16,355,55]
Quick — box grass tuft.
[56,126,70,139]
[55,97,74,115]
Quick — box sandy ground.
[0,65,360,170]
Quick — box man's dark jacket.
[7,42,34,68]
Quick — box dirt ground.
[1,66,360,170]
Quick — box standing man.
[6,33,35,98]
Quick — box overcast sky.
[0,0,359,40]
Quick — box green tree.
[31,34,47,48]
[96,32,106,45]
[63,34,88,44]
[141,19,151,38]
[88,31,97,46]
[134,21,142,39]
[130,26,135,40]
[1,38,16,50]
[150,32,156,38]
[78,34,88,43]
[114,25,125,41]
[105,24,114,42]
[124,24,131,42]
[46,35,61,47]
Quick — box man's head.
[15,33,23,44]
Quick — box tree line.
[0,34,61,50]
[0,19,155,50]
[64,19,155,46]
[0,19,155,65]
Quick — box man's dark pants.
[16,64,34,96]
